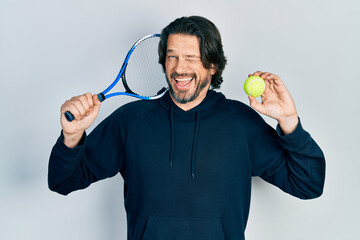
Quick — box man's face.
[165,34,216,105]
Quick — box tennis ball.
[244,76,266,97]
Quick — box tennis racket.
[65,34,168,122]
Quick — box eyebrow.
[166,49,201,60]
[166,49,200,57]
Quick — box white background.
[1,0,359,239]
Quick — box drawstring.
[169,104,175,168]
[161,90,221,179]
[168,102,200,179]
[191,112,200,179]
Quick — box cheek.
[195,67,209,79]
[164,66,170,77]
[165,61,173,74]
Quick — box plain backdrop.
[1,0,359,239]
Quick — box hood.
[157,90,225,116]
[157,90,226,179]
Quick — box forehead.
[166,34,200,54]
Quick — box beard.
[166,72,211,104]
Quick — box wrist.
[62,131,84,148]
[277,115,299,135]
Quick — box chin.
[171,89,198,104]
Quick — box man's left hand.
[248,71,299,135]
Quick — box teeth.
[175,78,192,81]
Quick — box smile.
[175,77,193,82]
[174,77,193,89]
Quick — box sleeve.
[48,110,125,195]
[250,118,326,199]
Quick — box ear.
[210,64,217,75]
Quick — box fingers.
[251,71,283,85]
[62,93,97,120]
[252,71,276,80]
[248,71,286,94]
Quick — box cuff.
[276,118,311,150]
[55,131,87,160]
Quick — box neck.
[170,89,209,111]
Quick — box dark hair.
[158,16,227,89]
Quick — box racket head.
[122,34,168,99]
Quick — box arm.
[245,72,325,198]
[251,118,325,199]
[48,93,123,195]
[60,92,101,148]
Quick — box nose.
[174,57,188,74]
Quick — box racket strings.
[125,36,167,97]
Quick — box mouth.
[171,73,195,90]
[174,77,193,89]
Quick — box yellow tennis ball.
[244,76,266,97]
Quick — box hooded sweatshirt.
[48,90,325,240]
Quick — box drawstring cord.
[169,102,200,179]
[169,104,175,168]
[191,112,200,179]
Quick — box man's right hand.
[60,93,101,148]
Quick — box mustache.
[170,72,196,79]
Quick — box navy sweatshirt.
[48,90,325,240]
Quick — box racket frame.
[100,33,166,102]
[64,33,167,122]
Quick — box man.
[48,16,325,240]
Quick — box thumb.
[93,94,101,107]
[248,96,264,114]
[91,94,101,119]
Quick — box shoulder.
[111,99,159,119]
[96,99,159,130]
[215,94,277,140]
[212,93,271,132]
[216,94,262,121]
[96,99,161,137]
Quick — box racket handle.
[64,93,105,122]
[64,111,75,122]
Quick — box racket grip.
[64,111,75,122]
[64,93,105,122]
[97,93,105,102]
